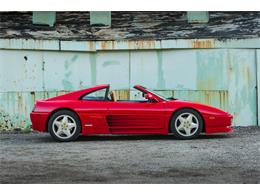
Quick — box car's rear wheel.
[48,110,81,142]
[170,108,203,139]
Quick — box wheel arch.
[46,108,82,132]
[168,107,205,133]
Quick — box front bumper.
[204,114,233,134]
[30,112,49,132]
[206,126,233,134]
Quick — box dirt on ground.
[0,127,259,184]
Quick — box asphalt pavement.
[0,126,259,183]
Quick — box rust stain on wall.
[111,41,115,49]
[219,90,228,109]
[88,41,95,50]
[242,66,251,86]
[57,90,69,96]
[17,93,22,113]
[191,39,215,48]
[100,41,111,50]
[127,40,156,49]
[172,90,229,111]
[204,91,210,104]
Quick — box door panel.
[107,114,161,128]
[107,101,165,134]
[77,100,110,135]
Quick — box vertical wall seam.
[129,51,131,90]
[41,53,46,95]
[58,40,61,51]
[256,49,259,126]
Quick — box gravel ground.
[0,127,259,184]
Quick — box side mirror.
[144,93,158,102]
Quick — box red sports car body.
[30,84,233,141]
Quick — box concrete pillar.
[90,11,111,26]
[32,11,56,27]
[187,11,209,23]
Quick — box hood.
[169,99,231,116]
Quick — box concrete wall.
[0,38,259,130]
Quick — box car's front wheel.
[170,108,203,139]
[48,110,81,142]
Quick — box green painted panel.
[196,50,228,90]
[32,11,56,27]
[172,90,228,112]
[0,91,71,130]
[90,11,111,26]
[130,51,159,88]
[225,50,257,126]
[96,51,129,89]
[187,11,209,23]
[0,50,93,92]
[0,50,44,92]
[43,52,92,91]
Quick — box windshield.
[134,85,177,101]
[146,89,168,101]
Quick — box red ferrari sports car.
[30,84,233,142]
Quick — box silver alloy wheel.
[52,115,77,139]
[174,112,199,137]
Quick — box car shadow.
[76,133,233,142]
[36,133,234,143]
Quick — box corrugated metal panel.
[0,50,93,92]
[172,90,228,111]
[60,41,96,51]
[159,50,198,90]
[0,48,258,129]
[0,39,59,50]
[96,51,130,89]
[0,91,73,130]
[130,51,160,88]
[130,49,257,125]
[225,50,257,126]
[0,50,43,92]
[43,52,93,91]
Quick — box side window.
[81,88,107,101]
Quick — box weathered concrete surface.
[1,12,260,40]
[0,127,259,184]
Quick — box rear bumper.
[30,112,49,132]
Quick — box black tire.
[48,110,81,142]
[170,108,203,140]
